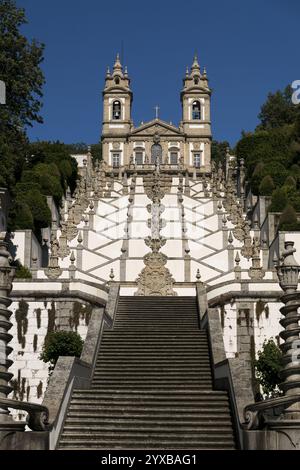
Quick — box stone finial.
[83,214,89,226]
[276,241,300,294]
[228,231,233,245]
[222,213,227,227]
[191,54,200,71]
[196,269,201,281]
[69,251,76,280]
[234,251,241,280]
[113,53,122,72]
[89,200,95,214]
[109,268,115,281]
[77,231,83,246]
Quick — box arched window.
[192,100,201,120]
[194,77,199,85]
[115,77,120,85]
[112,100,121,120]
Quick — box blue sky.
[18,0,299,147]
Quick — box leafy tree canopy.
[254,339,283,398]
[257,85,300,131]
[0,0,45,130]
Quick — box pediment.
[130,119,183,137]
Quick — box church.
[1,55,300,451]
[102,53,211,172]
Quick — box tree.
[268,187,288,212]
[259,175,275,196]
[257,86,300,131]
[211,140,230,166]
[254,339,283,398]
[279,205,300,231]
[284,175,297,188]
[0,0,45,130]
[0,0,45,197]
[40,331,84,371]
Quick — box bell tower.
[181,55,212,172]
[102,54,133,167]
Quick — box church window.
[192,100,201,120]
[115,77,120,85]
[194,77,199,85]
[112,100,121,120]
[170,151,178,165]
[193,153,201,168]
[112,152,120,167]
[135,151,143,165]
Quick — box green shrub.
[11,200,34,230]
[268,187,288,212]
[284,175,297,188]
[11,259,32,279]
[259,175,275,196]
[40,331,83,369]
[279,204,300,231]
[254,339,283,398]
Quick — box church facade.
[101,54,211,172]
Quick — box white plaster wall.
[9,299,89,415]
[11,232,26,265]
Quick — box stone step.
[100,339,208,344]
[58,442,236,450]
[62,424,234,432]
[59,430,234,440]
[111,327,200,331]
[90,384,213,390]
[66,410,231,418]
[94,363,211,369]
[96,353,210,359]
[72,389,228,397]
[93,371,212,378]
[95,361,211,373]
[102,332,205,337]
[98,345,209,350]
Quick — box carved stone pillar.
[276,241,300,418]
[0,237,24,432]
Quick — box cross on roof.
[154,105,160,119]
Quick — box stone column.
[0,237,24,431]
[276,241,300,418]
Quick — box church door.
[151,144,162,164]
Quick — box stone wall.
[218,299,282,360]
[9,299,92,414]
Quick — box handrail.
[243,394,300,430]
[0,397,49,431]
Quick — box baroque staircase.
[58,296,236,450]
